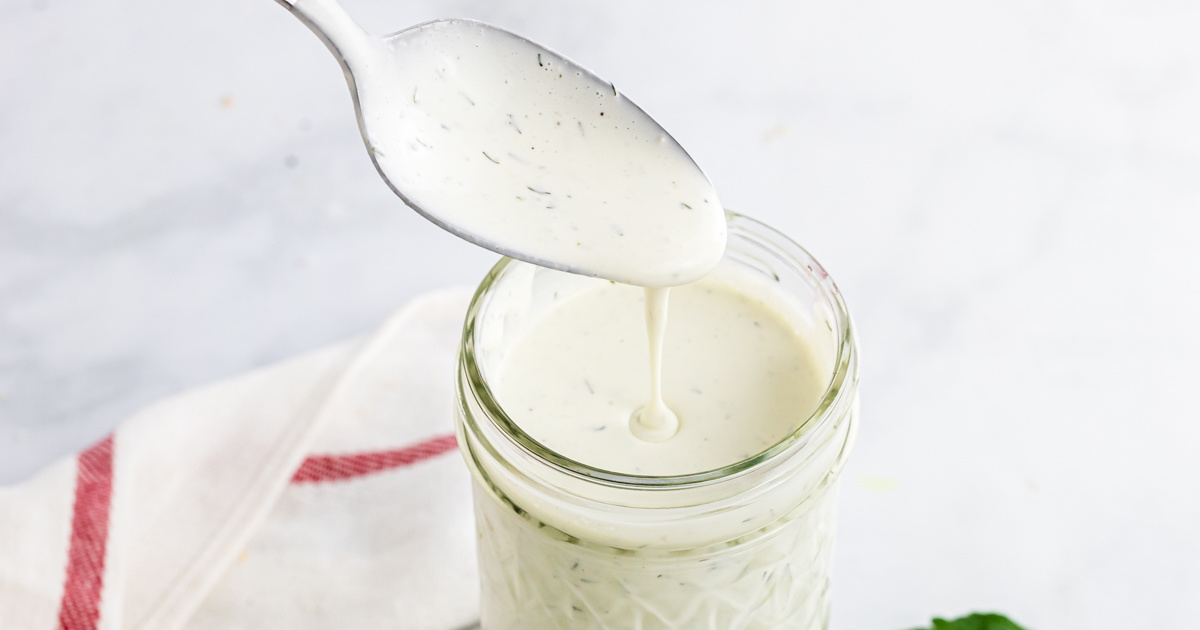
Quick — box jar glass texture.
[454,212,860,629]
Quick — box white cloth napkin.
[0,289,480,630]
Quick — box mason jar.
[454,212,859,629]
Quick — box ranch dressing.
[301,12,732,442]
[631,287,679,442]
[313,13,729,287]
[460,234,856,630]
[494,264,828,475]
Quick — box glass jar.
[454,212,859,629]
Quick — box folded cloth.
[0,289,480,630]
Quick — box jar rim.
[458,211,859,489]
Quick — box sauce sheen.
[351,21,727,287]
[494,265,828,476]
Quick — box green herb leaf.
[908,613,1027,630]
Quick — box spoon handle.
[274,0,375,70]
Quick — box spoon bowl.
[277,0,725,287]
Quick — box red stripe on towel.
[291,433,458,484]
[57,435,115,630]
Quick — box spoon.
[273,0,726,287]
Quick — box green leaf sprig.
[908,613,1027,630]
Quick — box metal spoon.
[272,0,725,287]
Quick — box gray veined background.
[1,0,1198,628]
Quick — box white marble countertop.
[2,0,1198,627]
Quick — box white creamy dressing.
[630,287,678,442]
[494,263,828,476]
[296,5,736,446]
[470,258,847,628]
[320,14,728,287]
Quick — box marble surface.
[2,0,1198,627]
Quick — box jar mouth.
[459,211,858,489]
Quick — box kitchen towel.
[0,289,480,630]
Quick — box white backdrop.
[2,0,1198,628]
